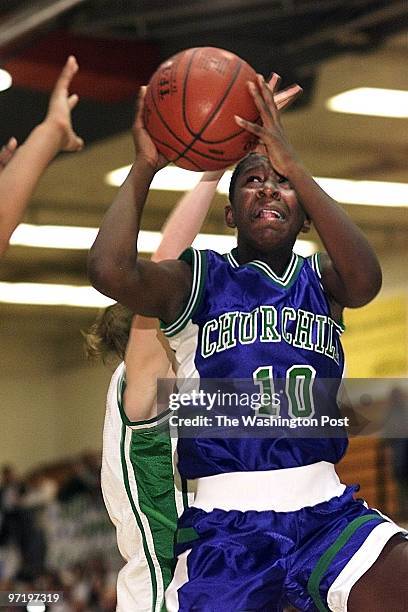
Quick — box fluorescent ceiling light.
[0,68,12,92]
[10,224,162,252]
[315,178,408,206]
[10,223,315,256]
[106,165,202,191]
[106,165,408,207]
[326,87,408,118]
[10,224,99,249]
[0,282,114,308]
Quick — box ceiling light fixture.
[0,68,12,92]
[105,166,408,207]
[10,223,316,257]
[0,282,114,308]
[326,87,408,118]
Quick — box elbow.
[347,265,382,308]
[87,251,121,300]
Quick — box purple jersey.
[161,248,347,478]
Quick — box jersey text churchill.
[201,305,341,364]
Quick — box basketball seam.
[182,49,242,141]
[149,96,250,168]
[149,134,203,171]
[148,81,193,151]
[152,136,243,170]
[147,48,256,170]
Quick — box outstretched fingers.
[52,56,78,100]
[234,113,263,138]
[234,73,277,134]
[0,137,18,168]
[67,93,79,110]
[257,74,280,122]
[267,72,282,93]
[134,86,148,129]
[274,83,303,111]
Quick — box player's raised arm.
[88,78,304,321]
[125,169,223,420]
[235,74,382,309]
[0,56,83,257]
[88,86,193,324]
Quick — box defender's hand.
[44,55,84,152]
[0,137,18,171]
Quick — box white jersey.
[101,362,193,612]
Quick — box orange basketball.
[143,47,260,171]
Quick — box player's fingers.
[67,135,84,152]
[134,86,147,127]
[75,136,84,150]
[257,74,279,122]
[67,93,79,110]
[235,114,263,137]
[6,136,18,151]
[53,56,78,94]
[247,81,273,124]
[0,137,18,166]
[275,84,303,111]
[266,73,282,93]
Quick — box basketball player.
[0,55,83,257]
[88,79,302,612]
[88,74,407,611]
[85,169,224,612]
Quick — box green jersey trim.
[120,424,158,611]
[307,513,382,612]
[176,526,200,545]
[139,503,177,532]
[130,424,179,596]
[227,248,303,288]
[308,253,345,333]
[161,247,207,337]
[117,367,171,428]
[310,252,323,279]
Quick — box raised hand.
[271,73,303,112]
[44,55,84,152]
[0,137,18,172]
[235,73,300,176]
[132,86,168,171]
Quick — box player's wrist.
[131,157,157,180]
[36,118,70,151]
[278,153,306,181]
[200,170,224,183]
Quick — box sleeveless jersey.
[161,248,347,478]
[101,362,192,612]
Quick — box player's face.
[226,155,309,250]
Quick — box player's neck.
[235,241,295,276]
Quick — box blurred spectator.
[0,453,118,610]
[58,452,101,503]
[0,465,23,547]
[17,472,57,581]
[383,386,408,519]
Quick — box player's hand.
[270,73,303,112]
[132,86,168,171]
[0,137,18,171]
[43,55,84,152]
[201,169,224,182]
[235,73,299,177]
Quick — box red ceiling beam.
[2,30,160,103]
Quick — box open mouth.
[255,208,286,221]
